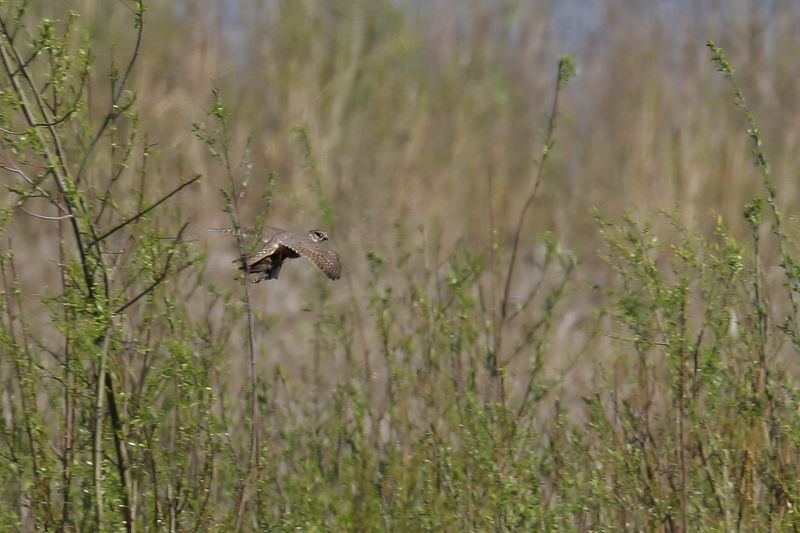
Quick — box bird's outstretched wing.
[241,240,282,269]
[275,232,342,280]
[209,226,341,280]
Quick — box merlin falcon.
[210,226,342,282]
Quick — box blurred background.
[18,0,799,402]
[4,0,800,527]
[64,0,799,263]
[35,1,795,233]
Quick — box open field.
[2,0,800,530]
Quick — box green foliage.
[0,1,202,530]
[3,2,800,532]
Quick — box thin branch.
[0,19,95,300]
[104,370,133,531]
[114,223,190,315]
[499,60,565,336]
[19,206,73,220]
[506,257,552,323]
[492,57,572,407]
[601,332,669,347]
[0,126,24,135]
[94,135,146,225]
[208,93,262,531]
[32,67,89,128]
[93,329,111,530]
[75,0,144,185]
[1,245,53,526]
[0,18,74,182]
[0,163,68,213]
[59,211,75,530]
[86,174,200,250]
[8,36,49,79]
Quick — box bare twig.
[19,206,73,220]
[204,93,262,531]
[75,0,144,185]
[94,129,141,225]
[0,17,95,300]
[115,223,191,314]
[0,163,68,213]
[498,58,570,345]
[1,243,53,527]
[86,174,201,249]
[492,56,573,406]
[104,369,133,530]
[58,213,75,530]
[93,329,111,530]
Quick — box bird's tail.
[208,227,249,238]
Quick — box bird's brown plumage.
[210,226,342,281]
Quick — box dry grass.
[3,0,800,529]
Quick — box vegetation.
[0,0,799,530]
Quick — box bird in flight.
[210,226,342,282]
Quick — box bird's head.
[308,229,329,242]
